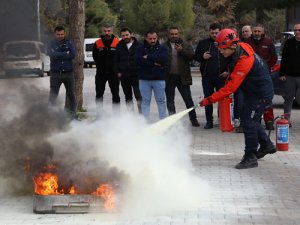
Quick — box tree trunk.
[68,0,85,111]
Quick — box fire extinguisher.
[218,94,234,132]
[275,115,289,151]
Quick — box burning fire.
[32,165,116,210]
[92,184,115,209]
[33,173,59,195]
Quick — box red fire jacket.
[209,42,273,103]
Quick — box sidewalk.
[0,72,299,225]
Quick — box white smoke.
[49,112,210,217]
[0,78,209,217]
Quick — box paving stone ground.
[0,69,299,225]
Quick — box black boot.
[235,152,258,169]
[204,121,213,129]
[256,143,277,159]
[190,118,200,127]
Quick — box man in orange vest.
[93,23,120,112]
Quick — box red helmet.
[215,28,239,49]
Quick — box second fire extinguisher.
[276,115,289,151]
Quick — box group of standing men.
[92,23,200,126]
[47,22,297,130]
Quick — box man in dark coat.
[135,30,168,121]
[279,23,300,127]
[114,27,142,113]
[195,23,230,129]
[164,26,199,127]
[93,23,120,106]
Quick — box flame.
[33,173,60,195]
[69,186,76,194]
[92,184,115,209]
[32,164,116,210]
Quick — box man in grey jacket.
[164,27,199,127]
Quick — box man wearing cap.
[93,23,120,110]
[199,29,276,169]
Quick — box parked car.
[2,40,50,77]
[84,38,98,68]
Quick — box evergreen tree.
[122,0,194,37]
[85,0,117,38]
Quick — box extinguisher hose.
[268,116,280,137]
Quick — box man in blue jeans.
[135,30,168,121]
[48,25,77,119]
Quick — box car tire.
[39,64,44,77]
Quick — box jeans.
[283,75,300,120]
[95,71,120,103]
[49,71,76,113]
[165,74,196,120]
[202,75,226,122]
[139,80,166,121]
[241,97,273,152]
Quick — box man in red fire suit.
[199,29,277,169]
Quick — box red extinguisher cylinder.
[219,94,234,132]
[276,116,289,151]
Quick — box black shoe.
[265,121,274,130]
[190,119,200,127]
[235,152,258,169]
[204,121,213,129]
[256,143,277,159]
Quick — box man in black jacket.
[93,23,120,106]
[164,27,199,127]
[195,23,229,129]
[279,23,300,126]
[114,28,142,113]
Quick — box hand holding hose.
[199,97,212,107]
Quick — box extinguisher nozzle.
[193,104,200,109]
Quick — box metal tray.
[33,194,106,214]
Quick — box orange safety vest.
[95,37,119,49]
